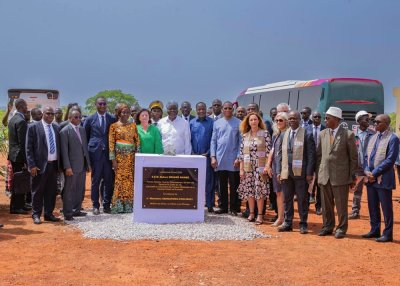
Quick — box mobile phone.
[8,97,14,106]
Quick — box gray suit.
[60,124,90,217]
[317,126,358,234]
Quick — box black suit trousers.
[217,171,241,212]
[31,162,58,218]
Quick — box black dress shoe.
[0,223,4,228]
[362,231,380,239]
[32,216,41,224]
[73,211,87,217]
[10,209,28,215]
[64,216,74,221]
[44,215,61,222]
[300,227,308,234]
[335,232,346,239]
[23,205,32,211]
[316,208,322,215]
[103,207,111,214]
[376,235,393,243]
[214,209,228,214]
[318,229,333,236]
[278,225,293,232]
[207,207,214,213]
[230,210,238,216]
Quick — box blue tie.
[48,124,55,154]
[101,115,106,133]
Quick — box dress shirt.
[158,116,192,155]
[312,124,322,147]
[41,120,57,161]
[210,116,241,171]
[190,117,213,155]
[331,125,340,138]
[209,113,222,121]
[182,115,191,121]
[70,122,82,143]
[97,112,107,127]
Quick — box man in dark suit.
[307,111,325,215]
[363,114,399,242]
[278,111,315,234]
[8,99,29,214]
[60,110,91,220]
[317,107,358,239]
[26,106,61,224]
[180,101,195,122]
[83,97,116,215]
[300,107,313,128]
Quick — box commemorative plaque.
[142,167,198,209]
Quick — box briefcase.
[13,170,31,194]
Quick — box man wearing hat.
[316,107,358,239]
[349,111,375,219]
[149,100,164,126]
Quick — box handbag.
[13,170,31,194]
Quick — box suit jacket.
[317,126,358,186]
[265,120,273,137]
[60,124,91,173]
[26,121,61,174]
[8,113,28,163]
[365,133,399,190]
[83,112,116,162]
[279,127,316,179]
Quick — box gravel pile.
[65,212,270,241]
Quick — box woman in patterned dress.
[237,112,271,225]
[109,104,140,213]
[266,112,288,227]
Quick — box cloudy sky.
[0,0,399,112]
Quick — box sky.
[0,0,399,112]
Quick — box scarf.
[242,130,267,172]
[281,127,305,179]
[366,129,392,184]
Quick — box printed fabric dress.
[109,122,140,213]
[237,129,271,200]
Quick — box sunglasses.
[73,116,82,119]
[275,119,284,123]
[98,102,107,106]
[121,112,130,115]
[213,104,221,107]
[223,107,233,110]
[313,115,321,118]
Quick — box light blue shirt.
[210,116,241,171]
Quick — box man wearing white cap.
[349,111,375,219]
[316,107,358,239]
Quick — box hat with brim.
[355,110,372,122]
[326,107,342,119]
[149,100,164,111]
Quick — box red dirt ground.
[1,157,400,285]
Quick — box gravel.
[65,211,270,241]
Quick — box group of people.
[2,96,399,243]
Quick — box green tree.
[84,90,139,114]
[388,112,396,131]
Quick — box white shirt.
[158,116,192,155]
[41,120,57,161]
[97,112,107,127]
[181,115,191,121]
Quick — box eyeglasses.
[45,112,55,116]
[223,107,233,110]
[98,102,107,106]
[73,116,82,119]
[121,112,130,115]
[313,115,321,118]
[213,104,221,107]
[275,119,284,123]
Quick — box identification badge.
[293,160,302,168]
[294,141,303,147]
[257,151,266,158]
[244,154,251,163]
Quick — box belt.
[47,160,57,164]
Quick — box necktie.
[289,131,295,151]
[75,126,82,143]
[48,124,55,154]
[101,115,106,133]
[330,130,335,145]
[314,127,318,147]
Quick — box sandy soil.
[1,158,400,286]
